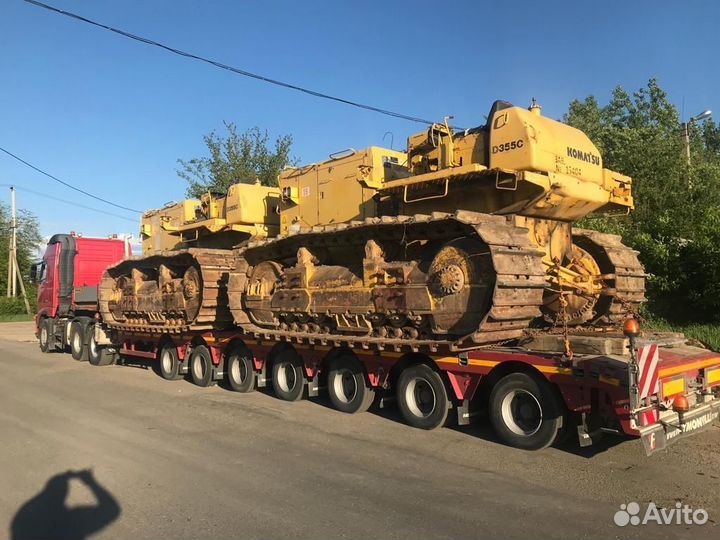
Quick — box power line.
[0,146,142,213]
[0,183,138,223]
[23,0,438,126]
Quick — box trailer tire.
[39,319,52,353]
[327,355,375,413]
[190,345,216,387]
[271,349,305,401]
[397,364,449,430]
[69,321,88,362]
[158,345,182,381]
[90,345,117,366]
[226,344,256,393]
[489,372,564,451]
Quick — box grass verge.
[0,314,34,323]
[644,317,720,351]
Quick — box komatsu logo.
[567,146,600,166]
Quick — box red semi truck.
[32,233,129,363]
[33,234,720,454]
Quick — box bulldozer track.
[573,229,646,323]
[230,210,547,349]
[98,248,235,334]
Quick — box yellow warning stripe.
[659,357,720,378]
[434,357,573,375]
[434,357,495,368]
[661,377,685,398]
[706,367,720,385]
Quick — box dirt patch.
[0,322,37,343]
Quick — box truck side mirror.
[29,264,38,284]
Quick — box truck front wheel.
[489,372,565,451]
[39,319,52,353]
[69,321,88,362]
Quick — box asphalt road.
[0,323,718,539]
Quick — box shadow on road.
[112,355,630,457]
[11,469,121,540]
[318,391,629,458]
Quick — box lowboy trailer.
[91,322,720,455]
[34,235,720,454]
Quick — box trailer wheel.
[69,321,88,362]
[157,345,182,380]
[190,345,216,387]
[397,364,449,430]
[226,344,256,393]
[90,346,117,367]
[271,349,305,401]
[39,319,52,353]
[489,372,564,451]
[327,355,375,413]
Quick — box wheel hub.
[406,378,437,418]
[278,363,297,392]
[501,389,542,436]
[192,355,204,379]
[231,356,247,383]
[438,264,465,295]
[162,351,172,373]
[333,368,358,403]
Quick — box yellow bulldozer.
[100,100,645,348]
[139,180,280,252]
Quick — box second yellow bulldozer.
[99,181,280,332]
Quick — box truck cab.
[33,233,129,361]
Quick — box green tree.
[0,203,42,312]
[565,79,720,323]
[177,123,295,198]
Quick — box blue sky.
[1,0,718,240]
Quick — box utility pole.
[6,187,31,314]
[11,186,17,298]
[6,187,14,297]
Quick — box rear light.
[673,394,690,412]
